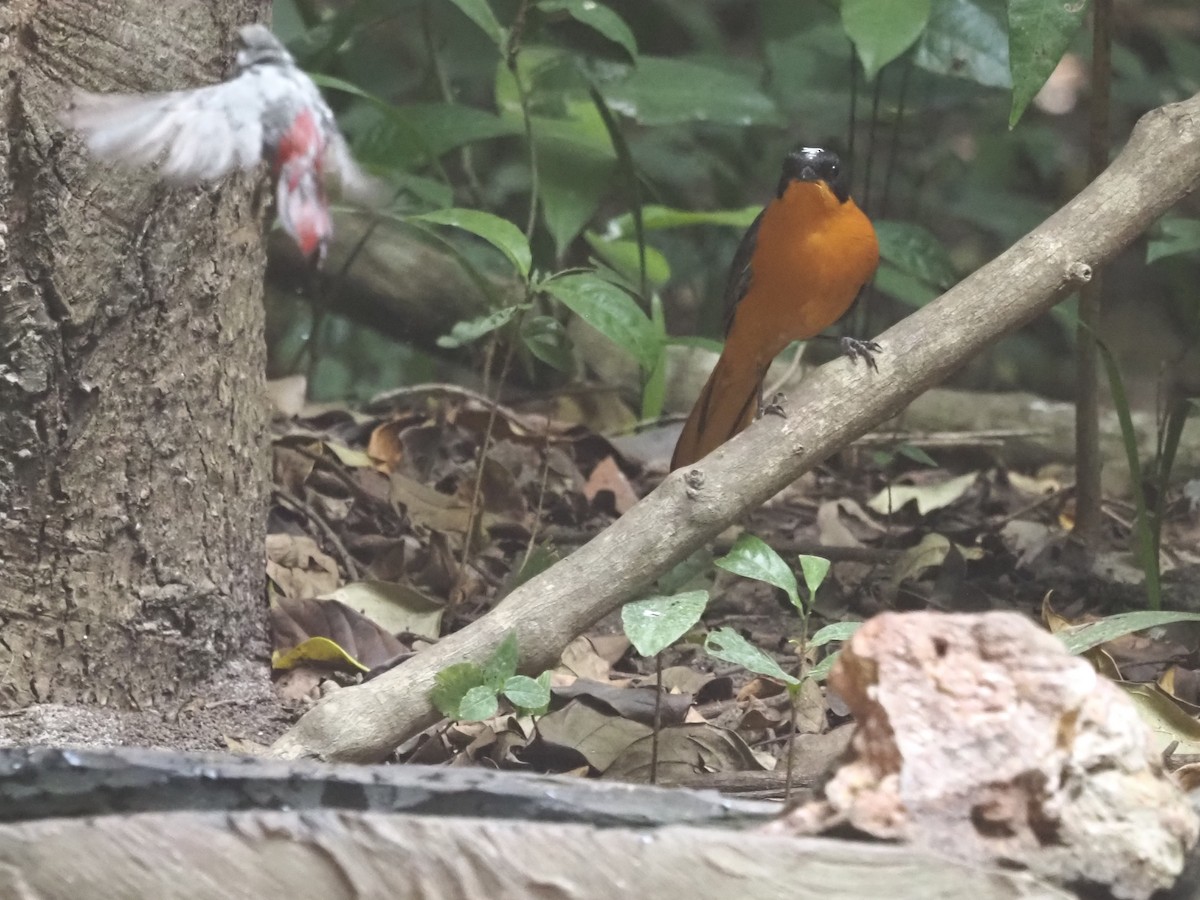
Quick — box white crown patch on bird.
[62,24,377,264]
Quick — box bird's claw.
[761,391,788,418]
[841,337,881,371]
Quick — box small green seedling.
[430,630,552,722]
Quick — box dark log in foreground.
[0,747,1071,900]
[0,746,773,828]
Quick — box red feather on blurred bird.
[62,24,376,264]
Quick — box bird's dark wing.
[722,209,765,335]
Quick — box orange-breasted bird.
[670,147,880,471]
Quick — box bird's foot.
[761,392,788,418]
[841,337,881,371]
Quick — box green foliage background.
[265,0,1200,408]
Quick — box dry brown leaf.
[265,534,339,599]
[270,596,407,671]
[604,723,766,782]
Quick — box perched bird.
[670,148,880,471]
[61,23,377,263]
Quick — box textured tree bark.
[0,1,270,706]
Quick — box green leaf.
[898,443,940,467]
[585,234,671,289]
[809,621,862,649]
[1148,217,1200,264]
[806,650,841,684]
[430,662,486,718]
[503,673,552,714]
[538,140,618,257]
[1007,0,1090,127]
[916,0,1011,89]
[655,547,713,596]
[521,315,576,372]
[642,290,668,422]
[1057,611,1200,655]
[601,57,784,127]
[798,555,831,600]
[494,51,617,255]
[704,628,799,685]
[483,630,520,688]
[410,209,532,279]
[459,684,501,721]
[438,305,525,349]
[715,534,799,609]
[402,103,524,157]
[443,0,506,45]
[875,220,958,290]
[542,273,661,371]
[605,205,761,238]
[539,0,637,59]
[842,0,932,80]
[621,590,709,657]
[874,263,940,309]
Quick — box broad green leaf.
[494,50,617,255]
[504,673,552,713]
[705,628,800,685]
[809,621,862,649]
[1057,611,1200,656]
[1148,217,1200,264]
[1007,0,1090,127]
[605,205,761,238]
[344,103,521,171]
[410,209,532,278]
[538,138,617,257]
[402,103,524,157]
[539,0,638,59]
[521,315,576,372]
[585,234,671,289]
[313,75,437,171]
[443,0,506,45]
[874,263,940,308]
[483,630,521,689]
[798,555,831,600]
[715,534,799,608]
[621,590,709,657]
[806,650,841,684]
[438,305,525,349]
[656,547,713,596]
[430,662,486,718]
[459,684,501,721]
[916,0,1011,89]
[842,0,932,80]
[875,220,958,290]
[602,57,784,127]
[542,273,661,371]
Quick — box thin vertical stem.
[1074,0,1112,544]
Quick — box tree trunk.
[0,1,270,706]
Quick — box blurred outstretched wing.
[63,78,266,184]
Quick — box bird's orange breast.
[730,180,879,365]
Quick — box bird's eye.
[827,162,840,177]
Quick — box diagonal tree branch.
[271,92,1200,763]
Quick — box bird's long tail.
[670,346,767,471]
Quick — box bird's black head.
[776,147,850,202]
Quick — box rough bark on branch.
[271,93,1200,763]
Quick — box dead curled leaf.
[265,534,339,599]
[270,596,407,672]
